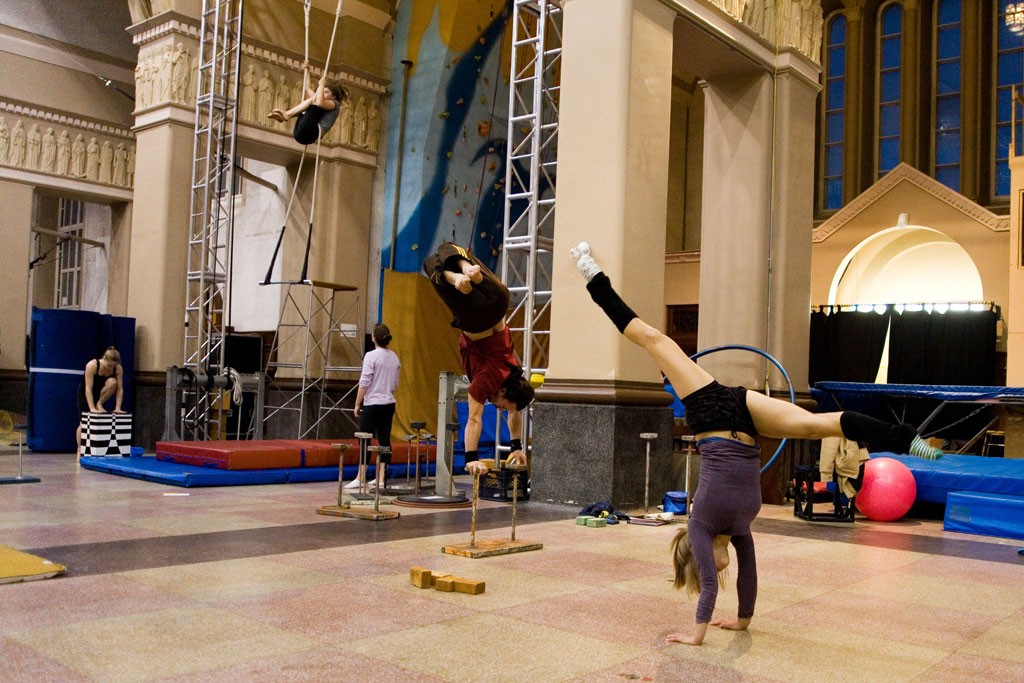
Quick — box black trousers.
[359,403,395,465]
[423,242,509,333]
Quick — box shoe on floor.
[343,479,364,490]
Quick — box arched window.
[823,14,847,211]
[877,3,903,179]
[934,0,962,192]
[996,3,1024,197]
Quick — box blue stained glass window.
[936,97,959,130]
[880,105,901,136]
[881,39,901,68]
[826,179,843,208]
[936,166,960,191]
[933,0,961,193]
[937,0,961,24]
[880,71,901,100]
[996,3,1024,197]
[828,47,846,76]
[936,62,960,94]
[997,88,1013,121]
[823,14,847,211]
[999,52,1023,84]
[826,145,843,176]
[997,162,1011,197]
[877,4,902,180]
[827,112,844,143]
[882,4,901,33]
[827,82,845,110]
[879,138,900,173]
[937,27,961,60]
[936,130,959,164]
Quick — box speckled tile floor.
[2,450,1023,682]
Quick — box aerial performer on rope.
[262,0,344,284]
[267,61,346,145]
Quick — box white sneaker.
[343,479,364,490]
[570,241,602,282]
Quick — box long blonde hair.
[670,527,727,597]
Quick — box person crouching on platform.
[76,346,125,458]
[424,243,535,476]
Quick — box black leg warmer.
[586,273,638,333]
[840,411,916,454]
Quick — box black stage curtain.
[888,310,997,386]
[809,308,891,384]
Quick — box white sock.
[570,241,602,282]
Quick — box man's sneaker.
[570,241,602,282]
[908,435,943,460]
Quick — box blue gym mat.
[872,453,1024,504]
[80,455,437,488]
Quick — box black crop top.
[682,380,758,438]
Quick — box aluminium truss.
[180,0,244,440]
[499,0,562,450]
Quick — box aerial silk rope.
[263,0,344,284]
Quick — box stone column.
[766,68,821,392]
[0,181,33,372]
[536,0,676,508]
[125,118,194,371]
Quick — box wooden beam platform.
[442,538,542,558]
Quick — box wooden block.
[453,577,486,595]
[434,576,456,592]
[585,517,607,527]
[575,516,590,525]
[429,572,451,587]
[410,566,432,589]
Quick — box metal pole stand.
[319,435,399,521]
[0,425,40,485]
[393,422,469,507]
[640,432,658,513]
[349,432,375,501]
[442,461,541,559]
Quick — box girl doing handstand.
[570,241,941,646]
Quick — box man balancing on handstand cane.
[424,243,535,476]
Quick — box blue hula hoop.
[689,344,795,475]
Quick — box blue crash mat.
[80,455,345,487]
[872,453,1024,504]
[944,490,1024,541]
[80,455,437,488]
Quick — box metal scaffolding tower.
[500,0,561,428]
[180,0,244,440]
[262,281,363,439]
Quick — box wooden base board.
[333,506,400,521]
[442,539,542,558]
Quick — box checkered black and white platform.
[81,412,132,457]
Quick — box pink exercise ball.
[856,457,917,522]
